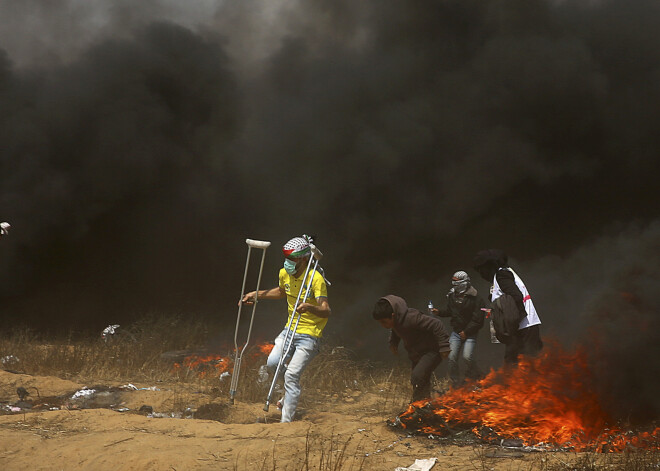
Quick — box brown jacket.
[383,295,451,362]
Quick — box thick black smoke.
[0,20,241,324]
[522,222,660,422]
[0,0,659,420]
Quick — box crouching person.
[373,295,450,403]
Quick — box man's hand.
[459,331,467,341]
[239,287,284,306]
[239,291,256,306]
[441,351,450,359]
[389,345,398,355]
[296,302,313,314]
[430,308,439,315]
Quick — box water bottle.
[482,308,501,344]
[427,300,434,316]
[489,319,500,343]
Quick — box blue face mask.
[283,259,297,275]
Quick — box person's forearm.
[240,287,283,306]
[464,325,478,337]
[497,273,526,316]
[389,331,400,347]
[305,300,331,317]
[261,288,284,299]
[464,311,485,336]
[435,308,451,317]
[497,276,523,303]
[251,288,283,300]
[310,305,331,318]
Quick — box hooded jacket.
[383,295,451,362]
[435,286,486,337]
[473,249,508,282]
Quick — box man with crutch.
[241,235,331,422]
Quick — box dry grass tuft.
[0,315,210,382]
[233,427,367,471]
[0,315,413,411]
[528,449,660,470]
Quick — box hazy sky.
[1,0,658,419]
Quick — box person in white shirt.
[473,249,543,365]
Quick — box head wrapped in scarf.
[282,236,312,259]
[451,270,471,294]
[282,235,313,275]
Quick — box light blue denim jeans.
[266,329,320,422]
[448,331,478,385]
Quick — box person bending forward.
[373,295,450,402]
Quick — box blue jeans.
[266,329,320,422]
[448,331,479,385]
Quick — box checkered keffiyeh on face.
[452,270,470,294]
[452,271,470,283]
[282,237,311,259]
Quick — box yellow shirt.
[279,268,328,338]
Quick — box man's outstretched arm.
[240,287,285,305]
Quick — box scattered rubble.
[1,355,19,366]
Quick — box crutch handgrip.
[246,239,271,249]
[310,244,323,260]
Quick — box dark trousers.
[410,351,443,402]
[504,325,543,365]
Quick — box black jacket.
[494,268,527,319]
[435,286,486,337]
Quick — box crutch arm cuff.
[246,239,272,249]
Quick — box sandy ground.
[0,369,582,471]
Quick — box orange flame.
[396,344,659,452]
[257,343,275,355]
[172,342,275,378]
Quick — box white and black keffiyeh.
[451,270,470,294]
[282,236,311,258]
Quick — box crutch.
[229,238,271,404]
[263,243,323,412]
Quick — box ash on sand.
[1,385,130,413]
[1,381,241,424]
[193,402,230,421]
[388,403,542,451]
